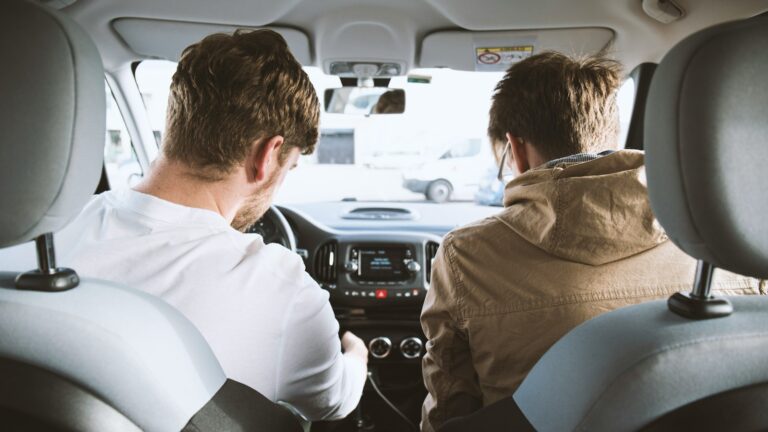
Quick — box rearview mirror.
[324,88,405,115]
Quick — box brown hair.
[488,51,622,162]
[163,29,319,180]
[372,89,405,114]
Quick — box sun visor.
[420,28,614,71]
[112,18,312,64]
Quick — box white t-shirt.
[51,189,365,420]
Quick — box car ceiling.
[61,0,768,75]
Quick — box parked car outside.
[402,138,495,202]
[474,166,505,206]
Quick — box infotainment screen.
[358,247,409,282]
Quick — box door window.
[104,82,142,190]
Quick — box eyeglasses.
[497,142,514,182]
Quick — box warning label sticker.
[474,45,534,71]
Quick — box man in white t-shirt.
[55,29,368,421]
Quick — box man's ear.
[245,136,285,183]
[506,133,530,174]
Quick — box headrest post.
[35,233,57,274]
[667,260,733,320]
[691,260,714,299]
[14,233,79,292]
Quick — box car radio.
[346,246,420,284]
[313,237,439,307]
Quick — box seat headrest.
[645,13,768,279]
[0,0,105,249]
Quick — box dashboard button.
[406,260,421,273]
[375,289,388,299]
[400,337,423,359]
[369,337,392,359]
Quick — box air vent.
[425,241,440,283]
[314,241,338,283]
[342,207,416,221]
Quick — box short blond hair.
[488,51,622,161]
[163,29,319,180]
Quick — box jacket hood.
[498,150,667,266]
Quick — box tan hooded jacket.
[420,150,762,432]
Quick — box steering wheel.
[244,205,297,252]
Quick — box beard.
[231,173,279,232]
[231,194,271,232]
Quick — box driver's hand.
[341,331,369,365]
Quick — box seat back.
[0,275,227,431]
[0,1,300,430]
[513,297,768,431]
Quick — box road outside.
[276,163,431,204]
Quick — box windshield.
[134,61,633,206]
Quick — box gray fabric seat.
[441,11,768,432]
[512,297,768,431]
[0,1,300,430]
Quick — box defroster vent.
[425,241,440,283]
[314,241,338,283]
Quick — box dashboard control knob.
[368,337,392,359]
[406,260,421,273]
[399,337,423,359]
[345,261,359,272]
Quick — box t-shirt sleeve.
[274,271,366,421]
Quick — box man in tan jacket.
[420,52,761,432]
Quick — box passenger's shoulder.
[445,212,511,245]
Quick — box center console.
[277,211,443,430]
[312,234,441,308]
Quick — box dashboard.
[247,204,445,366]
[250,205,444,310]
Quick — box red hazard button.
[375,289,388,299]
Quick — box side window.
[617,77,636,149]
[134,60,177,148]
[105,82,142,190]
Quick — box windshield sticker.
[474,44,534,72]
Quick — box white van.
[402,138,496,202]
